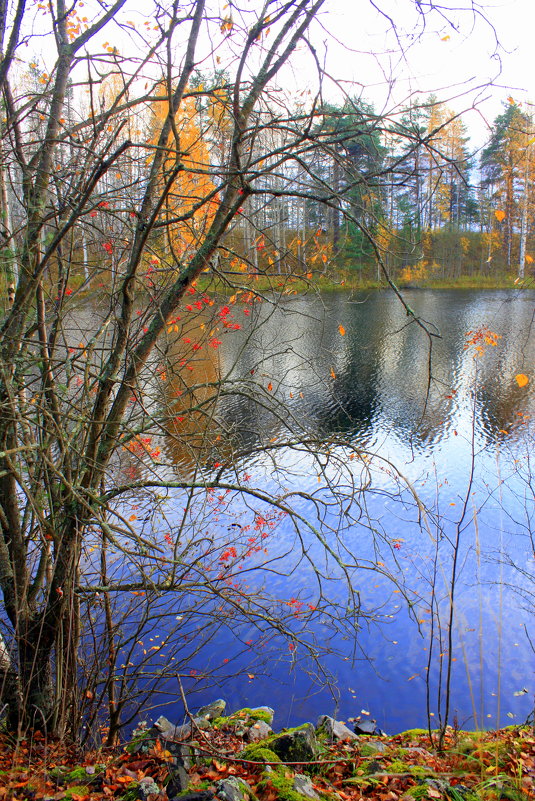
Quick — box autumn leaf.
[515,373,529,387]
[494,209,506,222]
[330,367,336,379]
[128,514,137,522]
[267,382,273,392]
[338,324,346,336]
[441,34,450,41]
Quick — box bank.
[0,699,532,801]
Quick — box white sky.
[312,0,533,146]
[21,0,532,148]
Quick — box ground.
[0,723,533,801]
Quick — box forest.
[0,0,533,753]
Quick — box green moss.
[213,707,272,729]
[119,783,140,801]
[400,729,431,738]
[359,744,382,757]
[256,770,317,801]
[125,730,153,753]
[407,785,433,799]
[65,786,91,800]
[344,776,381,789]
[239,745,282,763]
[64,767,92,782]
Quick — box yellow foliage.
[149,88,217,260]
[399,263,430,283]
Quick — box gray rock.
[154,713,211,742]
[292,774,320,799]
[269,723,319,762]
[215,777,253,801]
[354,719,383,736]
[251,706,275,725]
[244,719,273,742]
[407,747,432,758]
[166,764,190,796]
[362,740,387,754]
[197,699,227,721]
[169,793,214,801]
[165,741,196,769]
[316,715,358,742]
[137,776,160,800]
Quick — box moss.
[65,767,95,782]
[407,785,433,800]
[400,729,431,739]
[344,776,381,789]
[119,783,140,801]
[239,745,282,763]
[257,770,323,801]
[359,743,382,757]
[385,760,432,778]
[213,708,273,730]
[65,786,91,800]
[125,730,153,753]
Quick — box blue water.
[94,289,534,736]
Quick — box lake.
[100,288,534,735]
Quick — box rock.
[165,741,196,770]
[293,774,320,799]
[354,719,385,736]
[269,724,320,762]
[406,747,432,758]
[361,740,387,754]
[424,778,449,794]
[251,706,275,725]
[215,777,254,801]
[165,764,190,796]
[365,760,383,775]
[154,716,191,741]
[316,715,359,741]
[197,699,226,721]
[137,776,161,800]
[244,719,273,742]
[154,713,211,742]
[169,793,214,801]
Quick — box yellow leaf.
[515,373,529,387]
[525,254,533,263]
[338,324,346,336]
[494,209,506,222]
[441,34,450,41]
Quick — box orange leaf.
[338,324,346,336]
[128,514,137,522]
[330,367,336,379]
[267,382,273,392]
[494,209,506,222]
[515,373,529,387]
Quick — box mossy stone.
[65,786,91,800]
[239,745,282,763]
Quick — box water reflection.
[115,289,534,733]
[199,289,535,459]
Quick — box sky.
[312,0,533,145]
[19,0,533,149]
